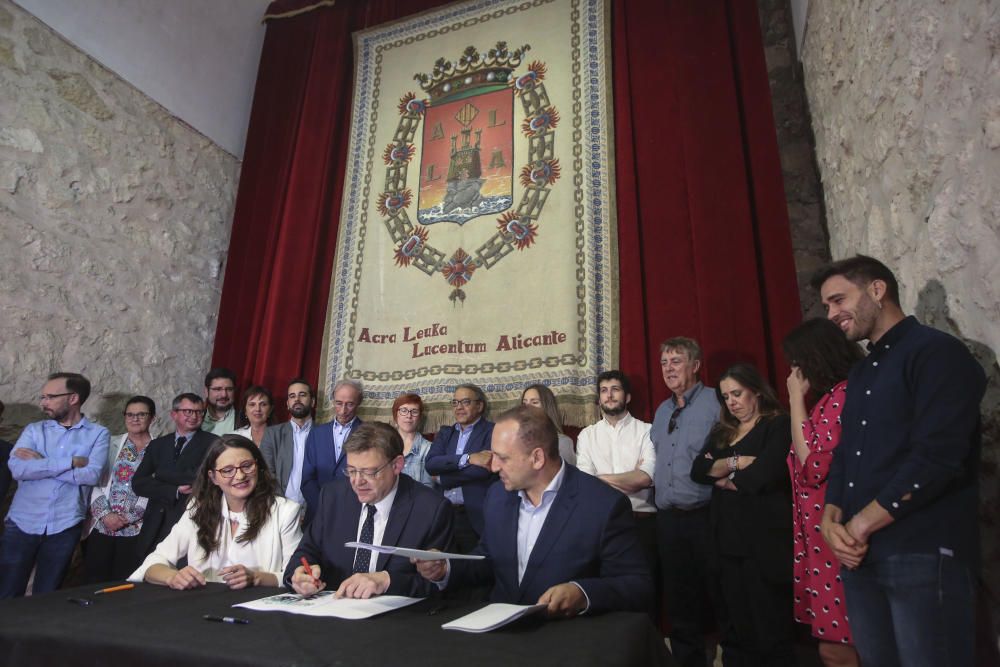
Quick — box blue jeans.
[841,552,974,667]
[0,520,82,598]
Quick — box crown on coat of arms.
[414,42,531,101]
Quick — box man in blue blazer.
[300,380,363,523]
[425,384,496,552]
[285,422,453,598]
[417,406,653,616]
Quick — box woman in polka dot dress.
[783,318,864,667]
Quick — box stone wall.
[799,0,1000,628]
[0,0,239,439]
[758,0,831,319]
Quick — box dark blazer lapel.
[278,422,294,479]
[517,466,579,595]
[333,483,363,571]
[444,426,458,456]
[497,489,521,590]
[334,417,361,468]
[179,430,207,465]
[470,419,489,452]
[377,477,413,569]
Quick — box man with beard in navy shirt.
[814,255,985,667]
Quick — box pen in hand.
[300,556,321,589]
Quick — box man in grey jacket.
[260,378,314,507]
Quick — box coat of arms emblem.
[376,42,561,303]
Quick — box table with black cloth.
[0,583,674,667]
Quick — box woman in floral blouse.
[784,318,864,667]
[84,396,155,583]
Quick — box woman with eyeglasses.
[130,434,302,589]
[392,393,436,488]
[83,396,156,583]
[784,318,863,667]
[230,385,274,446]
[690,364,796,665]
[520,384,576,465]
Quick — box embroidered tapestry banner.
[319,0,616,428]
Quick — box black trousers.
[83,532,142,584]
[717,553,795,666]
[657,507,735,667]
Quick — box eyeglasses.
[343,460,393,481]
[175,408,206,417]
[451,398,481,407]
[667,405,687,434]
[214,461,256,478]
[124,412,151,420]
[397,408,420,417]
[40,392,74,402]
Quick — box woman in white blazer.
[84,396,155,583]
[130,434,302,589]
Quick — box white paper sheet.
[233,591,422,619]
[441,603,547,633]
[344,542,486,561]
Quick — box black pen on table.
[203,614,250,625]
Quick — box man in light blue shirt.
[300,379,363,523]
[650,337,728,667]
[417,405,651,616]
[425,384,495,552]
[0,372,109,598]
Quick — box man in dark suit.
[132,393,217,559]
[260,378,314,506]
[424,384,495,552]
[416,406,652,617]
[300,379,363,523]
[286,422,453,598]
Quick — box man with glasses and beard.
[132,393,217,560]
[261,378,315,507]
[814,256,986,666]
[576,371,657,571]
[201,368,241,437]
[286,422,452,598]
[650,338,730,666]
[0,372,108,598]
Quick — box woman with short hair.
[392,393,435,488]
[230,385,274,446]
[84,395,156,583]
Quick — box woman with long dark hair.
[690,363,796,665]
[520,383,576,465]
[784,318,864,667]
[130,434,302,589]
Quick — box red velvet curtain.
[213,0,801,422]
